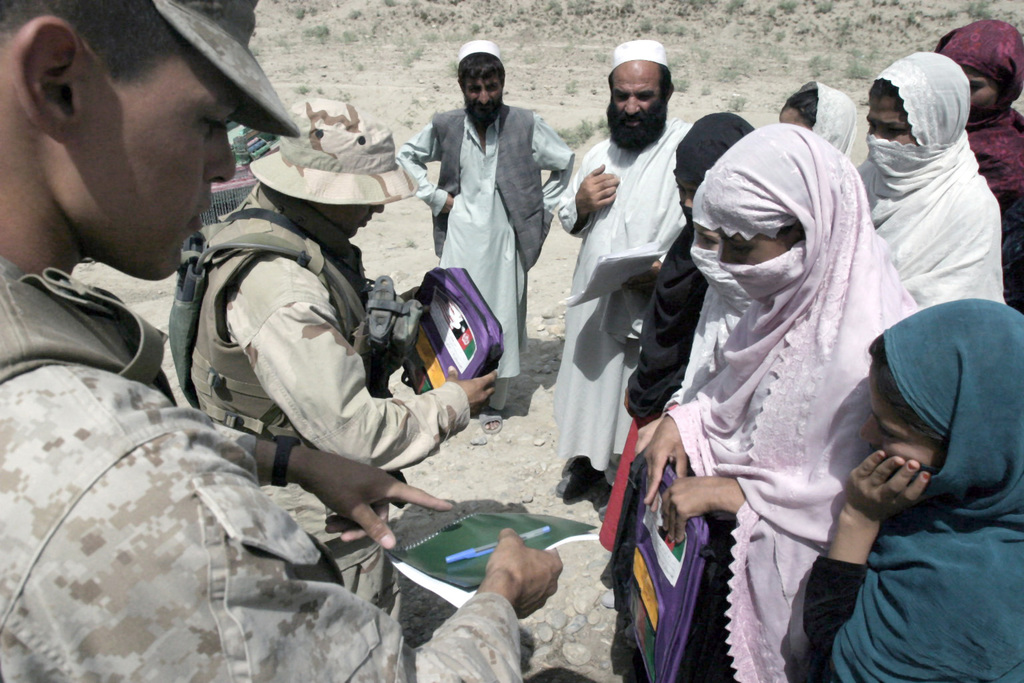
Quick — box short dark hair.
[607,63,674,100]
[458,52,504,85]
[0,0,183,82]
[868,78,906,114]
[868,335,946,444]
[781,82,818,127]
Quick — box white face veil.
[859,52,1003,308]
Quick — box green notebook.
[389,512,595,590]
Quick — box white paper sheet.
[392,533,601,608]
[565,241,663,307]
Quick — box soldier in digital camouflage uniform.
[188,98,496,613]
[0,0,561,680]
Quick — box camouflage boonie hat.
[250,99,416,205]
[152,0,298,137]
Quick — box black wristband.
[271,436,300,487]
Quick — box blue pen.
[445,526,551,564]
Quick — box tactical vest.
[191,212,368,441]
[0,264,168,395]
[432,105,551,271]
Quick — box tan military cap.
[152,0,298,137]
[250,99,416,205]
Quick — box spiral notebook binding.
[394,513,476,552]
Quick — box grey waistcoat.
[431,105,550,271]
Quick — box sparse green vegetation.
[815,1,833,13]
[965,1,992,19]
[403,46,424,67]
[727,0,745,14]
[296,85,310,95]
[546,0,562,14]
[845,52,873,80]
[383,0,397,6]
[639,17,653,32]
[728,95,747,112]
[348,9,362,20]
[567,0,588,15]
[565,80,578,95]
[341,30,359,43]
[557,119,601,149]
[701,84,712,96]
[676,78,690,93]
[779,0,797,13]
[808,54,832,77]
[404,239,417,249]
[303,25,330,43]
[717,58,747,83]
[294,7,306,20]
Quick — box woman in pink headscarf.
[937,20,1024,312]
[642,125,915,682]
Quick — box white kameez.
[398,114,573,378]
[553,118,690,471]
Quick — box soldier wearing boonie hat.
[0,1,559,679]
[188,98,496,612]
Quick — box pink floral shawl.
[669,125,915,682]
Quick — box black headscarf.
[627,113,755,418]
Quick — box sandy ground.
[74,1,1023,679]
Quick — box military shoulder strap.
[1,268,171,399]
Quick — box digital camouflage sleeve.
[0,365,521,682]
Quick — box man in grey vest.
[398,40,574,434]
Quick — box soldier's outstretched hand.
[282,445,452,549]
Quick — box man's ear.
[664,84,675,104]
[12,17,88,139]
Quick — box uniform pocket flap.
[192,472,322,565]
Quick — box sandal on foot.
[479,412,503,435]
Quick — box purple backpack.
[630,465,710,682]
[403,267,503,393]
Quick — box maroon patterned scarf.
[937,20,1024,213]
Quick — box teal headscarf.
[832,300,1024,681]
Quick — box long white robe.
[554,118,690,470]
[398,114,573,378]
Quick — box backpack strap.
[227,208,371,303]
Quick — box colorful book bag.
[630,463,710,682]
[403,267,503,393]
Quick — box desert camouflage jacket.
[0,259,522,681]
[213,189,470,470]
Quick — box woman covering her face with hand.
[642,124,915,682]
[805,299,1024,681]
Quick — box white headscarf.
[859,52,1003,308]
[669,125,915,682]
[813,82,858,157]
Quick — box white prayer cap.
[458,40,501,63]
[611,40,668,70]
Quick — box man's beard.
[465,94,503,127]
[607,97,668,151]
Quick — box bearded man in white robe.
[553,40,691,499]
